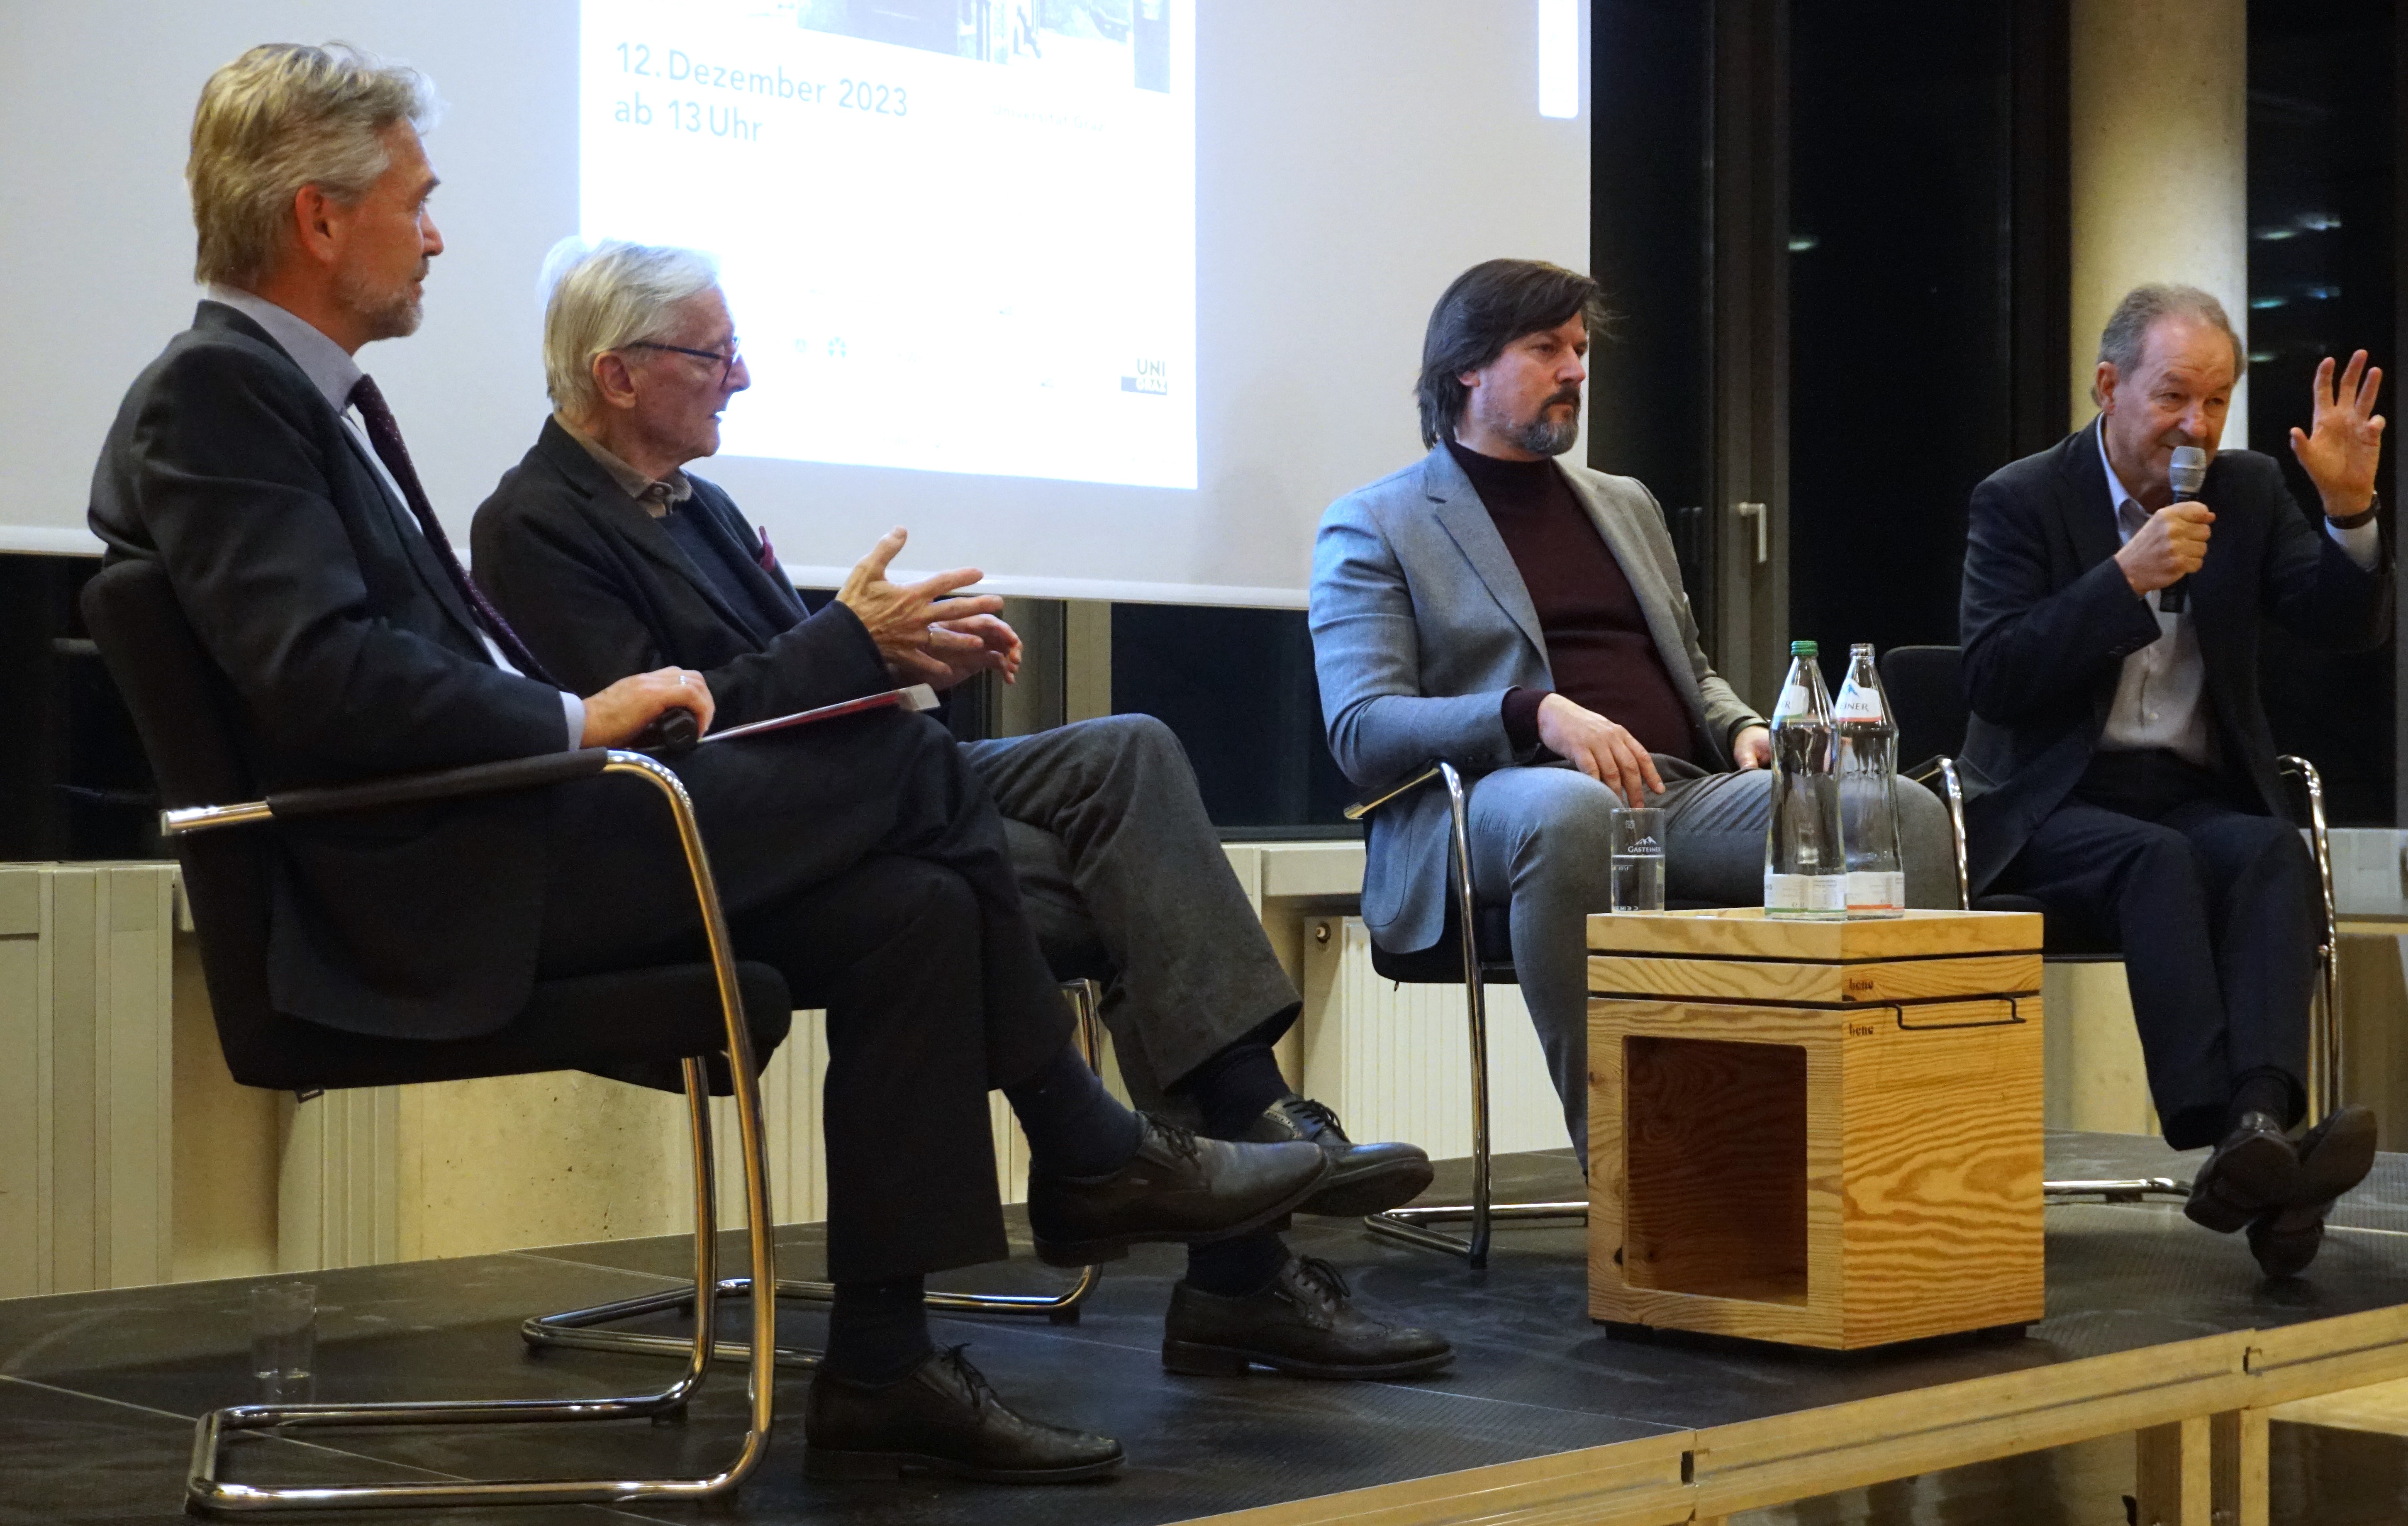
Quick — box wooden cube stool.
[1586,908,2045,1350]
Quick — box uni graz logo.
[1121,357,1170,395]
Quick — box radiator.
[0,863,178,1297]
[1297,916,1568,1160]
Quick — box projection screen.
[0,1,1589,606]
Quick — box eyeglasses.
[627,339,743,385]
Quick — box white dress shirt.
[205,285,583,748]
[2096,425,2377,766]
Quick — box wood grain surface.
[1588,953,2042,1006]
[1585,907,2041,962]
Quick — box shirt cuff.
[562,692,586,750]
[1502,687,1550,753]
[2326,514,2381,570]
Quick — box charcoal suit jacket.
[87,301,575,1040]
[468,417,884,725]
[1957,418,2393,893]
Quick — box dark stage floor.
[7,1133,2408,1525]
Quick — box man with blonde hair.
[471,238,1450,1388]
[90,42,1343,1484]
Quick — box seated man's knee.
[1479,768,1617,875]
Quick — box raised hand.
[836,527,1007,682]
[2289,350,2386,518]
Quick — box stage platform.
[7,1131,2408,1525]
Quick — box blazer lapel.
[1562,470,1711,723]
[2058,419,2124,574]
[1423,446,1548,664]
[535,422,765,644]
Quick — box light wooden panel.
[1590,953,2040,1006]
[1587,907,2040,961]
[0,864,178,1297]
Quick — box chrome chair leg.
[523,978,1111,1368]
[189,754,780,1513]
[1362,763,1585,1269]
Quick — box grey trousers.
[961,715,1302,1112]
[1465,757,1957,1153]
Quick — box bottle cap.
[1790,640,1817,657]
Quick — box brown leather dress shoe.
[1242,1095,1436,1218]
[1026,1114,1328,1268]
[804,1346,1123,1483]
[1162,1255,1454,1380]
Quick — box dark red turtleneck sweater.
[1447,441,1697,763]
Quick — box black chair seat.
[219,961,795,1095]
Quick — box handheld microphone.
[2157,445,2208,613]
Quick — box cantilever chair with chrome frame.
[1343,761,1588,1270]
[85,557,783,1515]
[1879,644,2344,1208]
[522,977,1110,1369]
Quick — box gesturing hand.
[1535,694,1663,806]
[836,527,1006,683]
[582,667,714,748]
[2113,502,2214,595]
[912,613,1024,692]
[2290,349,2387,518]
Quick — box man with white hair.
[470,239,1450,1388]
[89,41,1349,1484]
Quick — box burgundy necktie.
[347,374,557,685]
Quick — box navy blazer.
[88,302,572,1040]
[469,417,889,727]
[1957,419,2392,892]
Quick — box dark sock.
[2227,1070,2295,1132]
[1178,1008,1299,1140]
[1005,1039,1144,1177]
[1184,1231,1289,1297]
[823,1276,933,1384]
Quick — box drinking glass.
[1609,807,1667,913]
[249,1282,316,1402]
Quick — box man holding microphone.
[1959,283,2390,1277]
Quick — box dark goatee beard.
[1511,412,1580,457]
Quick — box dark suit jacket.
[469,417,885,726]
[88,302,572,1040]
[1957,419,2393,892]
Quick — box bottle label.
[1845,870,1906,913]
[1774,683,1811,720]
[1765,871,1849,914]
[1832,683,1885,724]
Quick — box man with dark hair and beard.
[1308,258,1954,1155]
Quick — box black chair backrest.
[81,559,293,1083]
[1878,644,1971,769]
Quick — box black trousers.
[534,708,1071,1282]
[1990,750,2315,1149]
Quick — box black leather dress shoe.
[1162,1255,1454,1380]
[2241,1104,2380,1280]
[804,1346,1123,1483]
[1026,1114,1328,1268]
[2286,1104,2377,1208]
[1242,1095,1435,1218]
[2183,1111,2298,1234]
[2246,1204,2325,1279]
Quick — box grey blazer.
[1309,444,1762,953]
